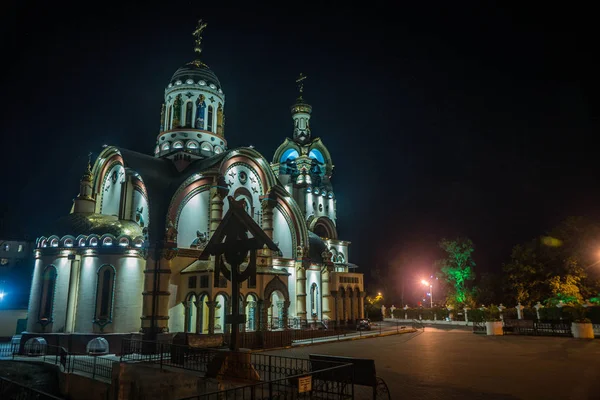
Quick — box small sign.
[298,375,312,393]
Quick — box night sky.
[1,2,597,304]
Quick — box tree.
[435,238,476,308]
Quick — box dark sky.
[1,2,597,302]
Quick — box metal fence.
[502,320,572,337]
[179,362,355,400]
[0,342,114,380]
[0,376,64,400]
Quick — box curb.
[250,328,417,353]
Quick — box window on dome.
[154,146,160,155]
[166,106,172,130]
[309,149,325,163]
[64,238,73,248]
[173,141,184,149]
[95,265,115,323]
[39,266,57,323]
[78,238,86,247]
[207,106,214,132]
[201,143,212,152]
[214,146,223,154]
[102,237,113,246]
[50,238,58,248]
[162,143,170,151]
[89,237,98,246]
[185,102,193,127]
[280,149,299,163]
[187,140,199,149]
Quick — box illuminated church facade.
[26,21,364,338]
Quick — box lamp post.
[421,280,433,308]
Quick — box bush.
[522,308,537,320]
[503,308,518,320]
[467,309,485,322]
[585,306,600,324]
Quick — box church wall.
[273,207,293,258]
[26,258,43,332]
[99,164,124,217]
[74,255,98,332]
[222,164,262,224]
[41,256,72,333]
[177,190,210,248]
[305,192,335,225]
[112,255,145,333]
[131,189,149,228]
[168,302,185,333]
[286,266,297,316]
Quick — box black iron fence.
[0,376,64,400]
[0,341,114,380]
[179,363,355,400]
[502,319,571,337]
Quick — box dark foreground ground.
[0,360,62,396]
[266,325,600,400]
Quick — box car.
[356,319,372,330]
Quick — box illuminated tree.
[435,238,476,308]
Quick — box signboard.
[298,375,312,393]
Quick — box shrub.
[585,306,600,324]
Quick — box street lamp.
[421,280,433,308]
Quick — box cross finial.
[296,73,307,94]
[193,19,208,56]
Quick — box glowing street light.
[0,290,5,301]
[421,280,433,308]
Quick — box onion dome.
[49,213,143,238]
[168,60,221,91]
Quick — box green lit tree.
[435,238,476,308]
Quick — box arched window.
[166,106,172,130]
[185,102,193,127]
[39,266,57,323]
[310,283,318,316]
[280,149,299,163]
[173,141,184,149]
[207,106,214,132]
[95,265,116,323]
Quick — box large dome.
[46,213,144,238]
[169,60,221,90]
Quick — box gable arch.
[263,276,289,307]
[310,216,338,239]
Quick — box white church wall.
[47,256,71,333]
[26,258,43,332]
[100,164,124,217]
[111,255,144,333]
[305,192,335,225]
[74,255,98,332]
[273,207,293,258]
[169,302,185,333]
[287,266,297,316]
[177,190,210,248]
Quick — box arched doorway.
[245,293,258,331]
[268,290,285,330]
[214,293,228,334]
[199,293,210,333]
[184,293,198,333]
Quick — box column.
[336,291,343,325]
[343,291,351,323]
[195,300,202,334]
[209,186,224,237]
[282,300,290,330]
[321,268,332,321]
[141,250,173,335]
[65,257,81,333]
[240,298,248,333]
[351,291,358,323]
[359,292,365,319]
[296,265,307,322]
[330,290,338,323]
[261,199,274,240]
[207,301,216,334]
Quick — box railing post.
[160,343,164,368]
[268,355,272,382]
[93,356,97,379]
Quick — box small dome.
[47,213,143,237]
[169,60,221,89]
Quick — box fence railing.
[180,362,355,400]
[502,320,572,337]
[0,341,114,380]
[0,376,64,400]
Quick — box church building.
[25,21,365,343]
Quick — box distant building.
[0,239,34,309]
[25,21,365,343]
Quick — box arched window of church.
[166,106,172,130]
[95,265,116,322]
[207,106,214,132]
[310,283,318,316]
[185,102,193,127]
[39,266,58,323]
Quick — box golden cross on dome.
[296,73,307,94]
[193,19,208,56]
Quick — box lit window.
[207,106,214,132]
[187,140,199,149]
[313,188,320,195]
[161,143,170,151]
[3,244,9,251]
[1,258,8,266]
[199,80,206,86]
[64,238,74,248]
[134,239,143,248]
[18,245,23,252]
[102,237,113,246]
[201,143,212,152]
[39,266,58,323]
[95,265,116,323]
[214,146,223,154]
[89,237,98,246]
[50,239,58,248]
[154,146,160,155]
[78,238,86,247]
[173,141,184,149]
[309,149,325,163]
[280,149,299,163]
[306,186,312,193]
[119,238,129,247]
[175,80,182,85]
[185,102,193,127]
[209,83,217,89]
[186,79,194,84]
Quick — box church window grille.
[188,276,197,289]
[95,265,115,323]
[207,106,214,132]
[185,102,193,127]
[39,266,57,323]
[200,275,209,288]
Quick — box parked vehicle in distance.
[357,319,372,330]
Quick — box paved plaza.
[266,326,600,400]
